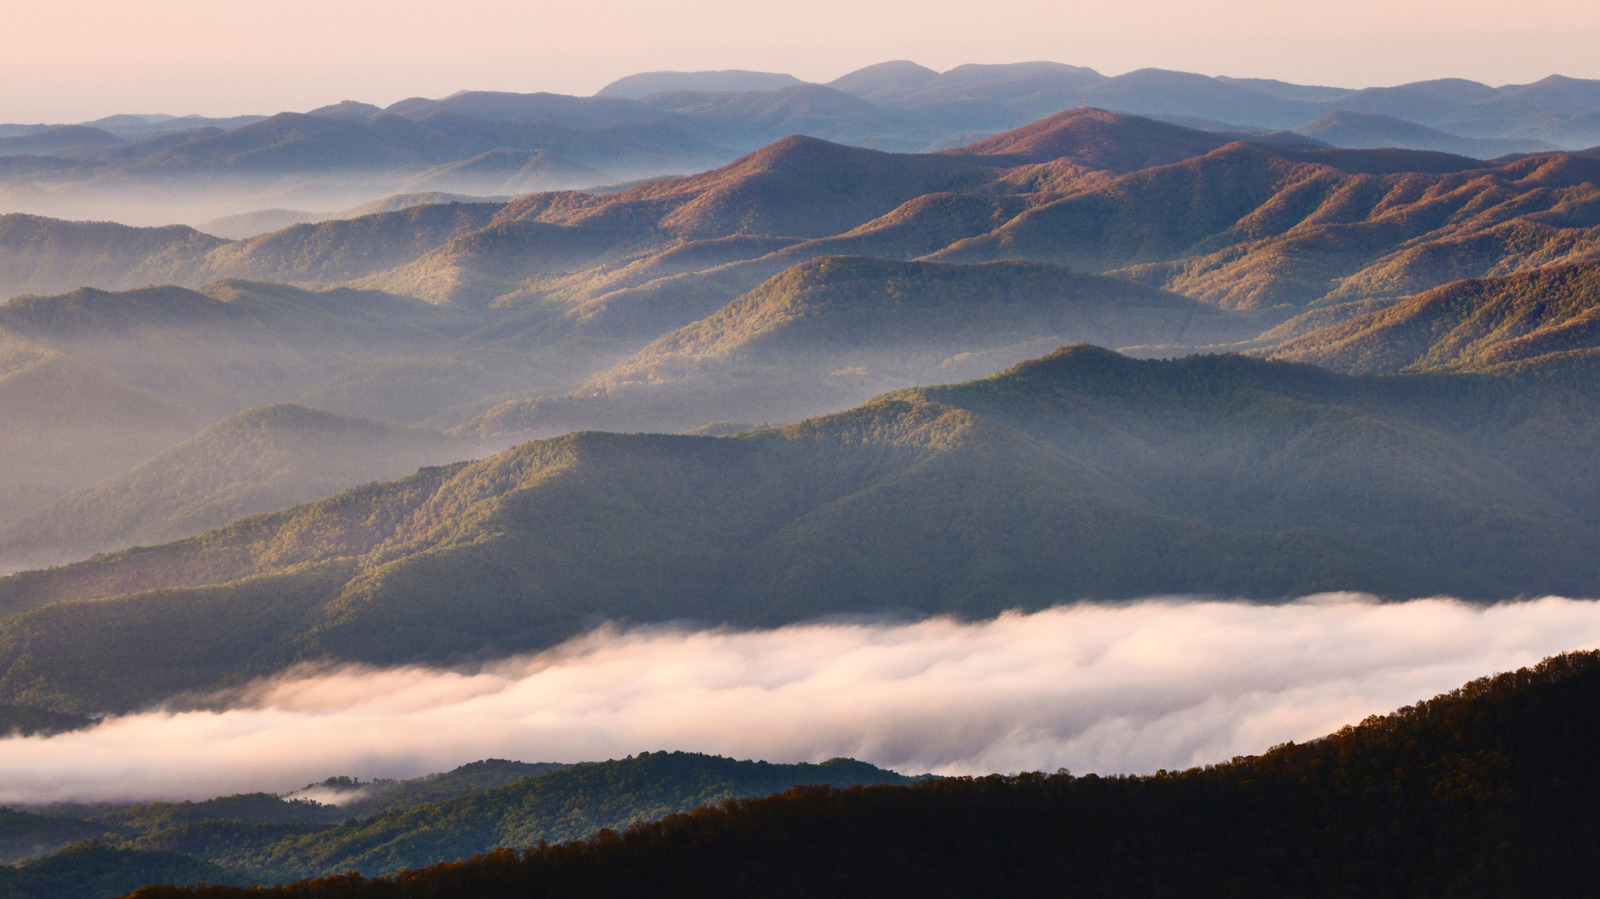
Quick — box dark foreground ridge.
[124,649,1600,897]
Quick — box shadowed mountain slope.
[0,844,241,899]
[132,754,916,882]
[1,349,1597,712]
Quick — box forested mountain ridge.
[1,348,1597,713]
[0,754,915,895]
[125,754,918,881]
[1266,260,1600,372]
[120,649,1600,897]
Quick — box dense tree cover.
[118,754,917,882]
[0,844,240,899]
[119,650,1600,898]
[1270,261,1600,373]
[0,754,913,893]
[0,810,103,863]
[79,760,571,837]
[11,761,570,868]
[0,703,95,737]
[5,348,1600,712]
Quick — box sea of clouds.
[4,594,1600,804]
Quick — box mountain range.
[2,62,1598,226]
[5,62,1600,899]
[5,106,1600,584]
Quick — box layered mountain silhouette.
[7,109,1597,321]
[4,62,1599,225]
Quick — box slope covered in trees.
[1267,260,1600,372]
[1,348,1597,712]
[0,754,913,895]
[122,650,1600,898]
[124,754,916,882]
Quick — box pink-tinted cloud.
[2,595,1598,804]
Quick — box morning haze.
[2,1,1600,891]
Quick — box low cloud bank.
[4,595,1600,804]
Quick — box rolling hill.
[10,109,1598,327]
[460,256,1263,437]
[17,109,1598,330]
[1,348,1597,712]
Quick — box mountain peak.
[944,107,1231,171]
[827,60,940,101]
[596,69,805,99]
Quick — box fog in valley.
[2,596,1596,805]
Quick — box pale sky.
[4,0,1598,122]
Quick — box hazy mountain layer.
[9,109,1597,330]
[0,404,473,571]
[2,348,1597,712]
[0,334,200,531]
[5,63,1599,226]
[0,281,479,419]
[461,256,1263,437]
